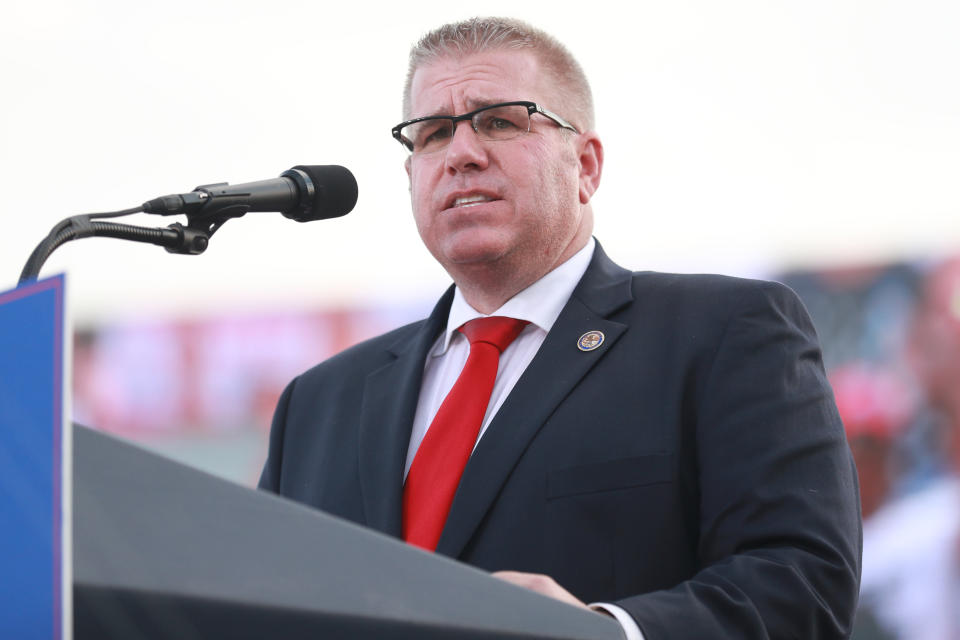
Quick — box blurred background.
[2,1,958,637]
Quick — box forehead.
[408,49,549,117]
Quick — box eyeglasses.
[391,101,579,155]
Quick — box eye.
[474,105,529,140]
[476,112,522,135]
[410,120,452,151]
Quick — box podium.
[1,277,621,638]
[74,425,623,639]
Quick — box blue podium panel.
[0,275,68,640]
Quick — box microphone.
[142,165,358,222]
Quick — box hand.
[491,570,590,610]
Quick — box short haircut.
[403,17,595,132]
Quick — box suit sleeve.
[258,376,297,493]
[617,280,862,639]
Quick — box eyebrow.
[419,98,514,119]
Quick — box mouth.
[444,191,500,210]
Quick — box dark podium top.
[73,425,623,639]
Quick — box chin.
[442,245,512,268]
[438,232,513,266]
[445,250,506,267]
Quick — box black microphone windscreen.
[291,165,358,221]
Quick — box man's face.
[405,49,596,283]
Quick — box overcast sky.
[2,0,958,324]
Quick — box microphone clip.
[164,200,251,255]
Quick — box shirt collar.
[435,237,596,355]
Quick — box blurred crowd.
[73,255,960,638]
[784,257,960,639]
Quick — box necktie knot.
[458,316,529,354]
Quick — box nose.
[444,120,489,174]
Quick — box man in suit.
[260,17,861,639]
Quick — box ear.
[576,132,603,205]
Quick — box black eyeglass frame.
[391,100,579,153]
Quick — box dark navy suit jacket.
[260,244,862,638]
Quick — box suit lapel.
[436,244,635,558]
[357,287,453,538]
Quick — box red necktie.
[403,316,529,551]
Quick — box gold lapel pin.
[577,330,605,352]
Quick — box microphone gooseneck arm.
[18,212,214,285]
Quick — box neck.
[454,276,530,315]
[452,230,592,314]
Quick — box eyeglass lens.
[402,104,531,154]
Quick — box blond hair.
[402,17,594,131]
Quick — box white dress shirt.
[403,237,645,640]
